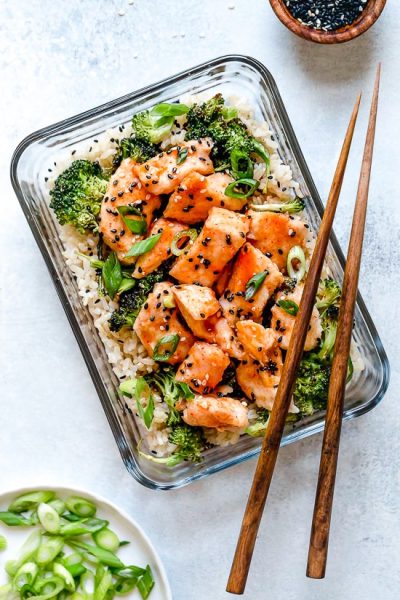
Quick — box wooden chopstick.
[226,94,361,595]
[307,64,381,580]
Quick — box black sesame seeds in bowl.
[269,0,387,44]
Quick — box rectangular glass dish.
[11,55,389,490]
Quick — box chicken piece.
[271,285,322,352]
[133,218,187,278]
[164,172,247,223]
[236,321,278,364]
[133,282,194,364]
[247,210,309,272]
[236,356,298,414]
[136,139,214,195]
[171,285,245,360]
[100,158,161,264]
[176,342,230,394]
[214,260,233,297]
[181,395,249,430]
[172,284,220,320]
[219,243,284,326]
[170,207,249,287]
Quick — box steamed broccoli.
[185,94,269,170]
[250,198,305,214]
[131,102,189,146]
[293,356,331,416]
[147,367,194,426]
[316,278,341,361]
[112,136,157,169]
[49,160,108,233]
[166,424,204,465]
[108,262,171,332]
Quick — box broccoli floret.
[316,278,341,361]
[185,94,269,170]
[113,137,157,169]
[167,424,204,465]
[147,367,194,426]
[49,160,108,233]
[316,278,341,313]
[108,264,170,332]
[293,357,331,416]
[250,198,305,214]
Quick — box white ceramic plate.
[0,486,172,600]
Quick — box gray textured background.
[0,1,399,599]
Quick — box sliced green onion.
[8,491,55,514]
[245,270,269,300]
[37,535,64,566]
[53,563,75,592]
[62,512,81,522]
[37,503,60,534]
[119,378,137,398]
[70,541,124,569]
[224,178,259,199]
[31,577,65,600]
[287,246,306,282]
[150,102,189,119]
[94,569,113,600]
[63,552,84,567]
[117,278,136,295]
[134,377,155,429]
[117,206,147,235]
[0,535,6,551]
[47,499,65,515]
[277,299,299,316]
[0,511,32,526]
[163,294,175,308]
[137,565,155,599]
[5,530,41,576]
[80,571,95,596]
[171,228,198,256]
[176,147,188,165]
[125,233,162,258]
[102,252,123,299]
[13,562,38,590]
[65,496,97,518]
[153,334,180,362]
[230,149,254,180]
[114,566,146,579]
[60,517,108,537]
[249,198,305,214]
[251,139,270,166]
[92,529,120,553]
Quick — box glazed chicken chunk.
[176,342,230,394]
[136,139,214,195]
[133,218,187,278]
[99,158,161,263]
[247,210,309,272]
[133,282,195,364]
[181,395,249,431]
[170,207,249,287]
[164,172,247,223]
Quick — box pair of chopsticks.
[227,65,381,594]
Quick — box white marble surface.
[0,1,399,598]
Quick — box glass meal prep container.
[10,55,390,490]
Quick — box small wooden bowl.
[269,0,387,44]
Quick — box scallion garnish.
[117,205,147,235]
[0,535,7,551]
[102,252,123,299]
[125,233,162,258]
[8,491,55,514]
[93,528,120,553]
[134,377,155,429]
[224,178,259,199]
[230,149,254,179]
[153,334,180,362]
[245,271,269,300]
[171,229,198,256]
[37,502,61,534]
[287,245,306,281]
[0,512,32,527]
[137,565,155,599]
[176,147,188,165]
[65,496,97,518]
[277,299,299,316]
